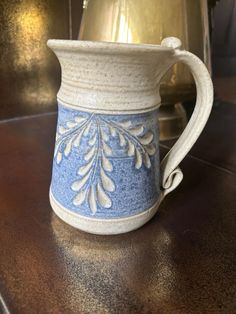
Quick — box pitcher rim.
[47,39,173,54]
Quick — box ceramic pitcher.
[48,37,213,235]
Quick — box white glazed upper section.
[48,39,175,113]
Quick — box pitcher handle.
[160,37,213,196]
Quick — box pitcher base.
[49,191,160,235]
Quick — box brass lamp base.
[159,103,188,141]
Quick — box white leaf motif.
[102,153,113,172]
[135,149,142,169]
[74,131,84,147]
[56,152,62,164]
[85,145,96,161]
[118,121,132,128]
[78,157,95,176]
[64,137,73,157]
[75,116,86,124]
[119,133,126,147]
[97,183,112,208]
[101,168,115,192]
[84,122,92,136]
[143,153,151,168]
[66,121,77,128]
[73,190,87,206]
[63,115,156,213]
[103,142,112,156]
[58,126,67,134]
[139,132,154,145]
[101,129,109,142]
[129,125,144,136]
[109,126,116,137]
[88,186,97,214]
[146,144,156,156]
[127,140,135,156]
[89,133,97,146]
[71,171,91,191]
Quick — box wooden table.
[0,102,235,313]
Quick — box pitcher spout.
[47,39,175,114]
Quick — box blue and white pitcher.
[48,37,213,235]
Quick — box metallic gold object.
[79,0,211,140]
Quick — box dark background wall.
[0,0,83,120]
[212,0,236,76]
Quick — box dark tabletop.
[0,102,236,314]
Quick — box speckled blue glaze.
[50,103,160,219]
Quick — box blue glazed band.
[50,103,160,219]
